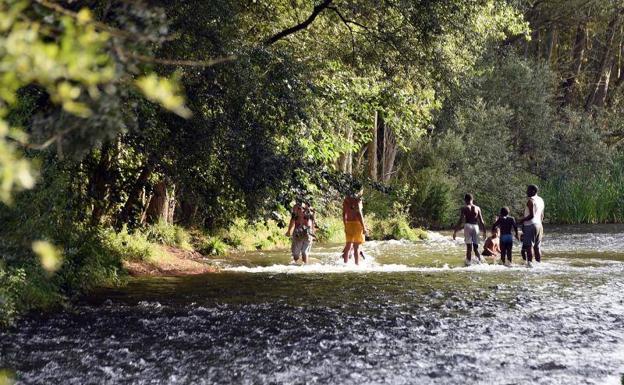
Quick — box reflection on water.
[2,225,624,384]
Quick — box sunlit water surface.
[2,225,624,384]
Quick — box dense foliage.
[2,0,624,323]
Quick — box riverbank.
[122,246,217,276]
[0,214,428,326]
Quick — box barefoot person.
[453,194,486,266]
[491,207,519,266]
[482,227,501,260]
[518,184,545,268]
[342,185,368,265]
[285,198,315,264]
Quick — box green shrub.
[0,262,65,326]
[254,239,272,250]
[100,226,165,262]
[197,237,228,256]
[0,265,26,326]
[314,216,344,243]
[220,218,289,251]
[370,214,428,241]
[144,220,193,250]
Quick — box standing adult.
[285,198,316,264]
[453,193,486,266]
[342,185,368,265]
[518,184,545,268]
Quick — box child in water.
[482,227,501,260]
[491,207,519,266]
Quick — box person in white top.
[518,184,545,267]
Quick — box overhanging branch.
[264,0,333,45]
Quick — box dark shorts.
[522,224,543,249]
[500,234,514,248]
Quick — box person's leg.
[523,225,535,265]
[301,239,311,264]
[500,243,507,264]
[343,242,353,263]
[534,246,541,263]
[473,243,480,262]
[507,244,513,264]
[464,225,472,261]
[534,225,543,262]
[291,239,301,262]
[353,243,361,265]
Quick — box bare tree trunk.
[178,194,199,226]
[367,111,378,181]
[167,184,176,223]
[140,192,152,225]
[146,181,169,224]
[117,160,154,228]
[346,127,353,174]
[607,28,624,107]
[354,145,367,173]
[381,126,397,182]
[586,13,621,111]
[88,142,112,226]
[561,23,587,107]
[545,25,558,63]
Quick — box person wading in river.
[453,193,486,266]
[491,207,520,266]
[342,184,368,265]
[518,184,545,268]
[285,198,316,264]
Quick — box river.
[2,225,624,384]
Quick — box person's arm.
[285,214,295,236]
[492,217,501,232]
[513,218,519,240]
[342,199,348,224]
[519,200,534,224]
[357,200,368,234]
[310,208,317,235]
[453,208,465,240]
[478,209,486,239]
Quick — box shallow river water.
[2,225,624,384]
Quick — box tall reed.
[542,168,624,224]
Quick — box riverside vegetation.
[2,0,624,325]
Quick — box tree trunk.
[117,160,154,228]
[381,126,397,182]
[607,28,624,107]
[545,25,558,63]
[345,126,353,174]
[561,23,587,107]
[167,184,176,223]
[367,111,378,181]
[354,145,367,174]
[88,142,113,226]
[586,14,621,111]
[145,180,172,224]
[378,114,386,181]
[178,195,199,226]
